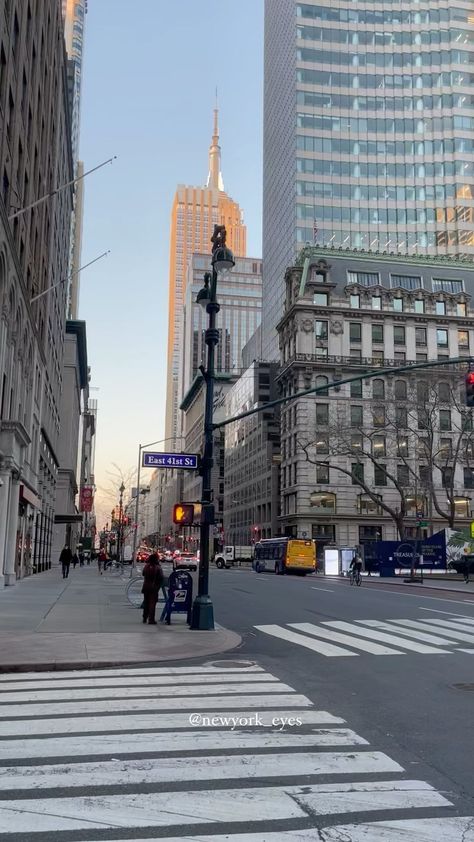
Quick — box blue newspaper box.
[161,570,193,625]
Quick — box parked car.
[174,551,199,572]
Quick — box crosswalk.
[0,661,472,839]
[256,612,474,658]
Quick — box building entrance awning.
[54,514,83,524]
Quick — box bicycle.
[104,559,124,577]
[126,575,168,608]
[350,568,362,587]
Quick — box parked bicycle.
[104,559,124,577]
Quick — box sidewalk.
[0,564,240,672]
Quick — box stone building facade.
[278,248,474,563]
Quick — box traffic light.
[173,503,195,525]
[466,372,474,407]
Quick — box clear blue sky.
[79,0,263,523]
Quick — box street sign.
[142,451,199,470]
[416,510,424,519]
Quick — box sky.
[78,1,264,526]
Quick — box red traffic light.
[466,372,474,407]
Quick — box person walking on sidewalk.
[142,553,164,625]
[72,551,79,570]
[98,548,107,575]
[60,545,72,579]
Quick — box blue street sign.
[142,452,199,469]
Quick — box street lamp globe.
[212,245,235,274]
[196,272,212,310]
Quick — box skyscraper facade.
[165,111,247,443]
[262,0,474,358]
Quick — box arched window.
[309,491,336,513]
[373,378,385,399]
[315,375,328,396]
[394,379,407,400]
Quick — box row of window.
[296,157,474,179]
[312,462,474,491]
[308,493,471,521]
[299,204,474,226]
[298,47,472,70]
[314,376,466,406]
[315,402,466,433]
[310,430,474,460]
[297,135,474,157]
[297,69,473,91]
[296,180,467,203]
[296,90,474,113]
[297,113,471,135]
[314,291,467,316]
[297,228,474,251]
[297,25,472,48]
[315,320,469,350]
[347,273,464,294]
[296,4,466,25]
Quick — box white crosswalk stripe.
[0,661,469,839]
[256,612,474,658]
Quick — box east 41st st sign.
[142,452,199,470]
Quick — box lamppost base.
[190,595,215,630]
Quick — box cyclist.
[349,551,363,583]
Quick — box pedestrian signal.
[173,503,194,525]
[465,372,474,407]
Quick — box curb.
[335,576,474,596]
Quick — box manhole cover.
[206,660,255,669]
[452,683,474,691]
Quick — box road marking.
[255,625,358,657]
[323,621,449,654]
[359,620,455,647]
[0,682,294,704]
[457,649,474,654]
[0,750,398,791]
[0,664,264,683]
[289,623,402,656]
[450,616,474,625]
[388,619,474,645]
[417,617,474,634]
[419,607,473,618]
[311,586,335,593]
[0,779,447,833]
[0,672,276,693]
[320,817,474,842]
[0,707,331,738]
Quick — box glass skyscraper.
[262,0,474,357]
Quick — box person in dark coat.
[142,554,164,625]
[60,546,73,579]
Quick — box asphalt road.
[211,568,474,818]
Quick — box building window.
[351,405,363,427]
[373,406,386,427]
[373,349,384,361]
[394,351,406,362]
[372,296,382,310]
[417,381,429,404]
[359,525,382,542]
[394,380,407,400]
[458,329,469,349]
[397,464,410,486]
[391,274,422,290]
[312,524,336,542]
[419,465,431,487]
[414,299,425,314]
[392,298,403,312]
[310,491,336,513]
[393,326,406,345]
[438,382,450,403]
[315,347,328,359]
[440,438,452,460]
[437,329,448,347]
[440,410,452,431]
[432,279,464,294]
[374,465,387,486]
[461,411,474,432]
[397,436,409,457]
[372,324,384,343]
[315,320,328,339]
[357,495,383,515]
[315,433,329,454]
[350,380,362,398]
[416,352,428,361]
[352,462,364,484]
[350,294,360,309]
[415,328,427,346]
[348,271,380,286]
[436,301,446,316]
[350,348,362,360]
[316,403,329,425]
[351,434,363,452]
[314,292,328,306]
[315,375,328,396]
[373,379,385,399]
[442,467,454,488]
[350,322,362,343]
[372,435,386,457]
[316,463,329,484]
[457,302,467,317]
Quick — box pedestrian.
[79,552,85,567]
[464,555,472,584]
[60,545,72,579]
[98,548,107,575]
[142,553,164,625]
[72,551,79,569]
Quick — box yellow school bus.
[253,538,316,576]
